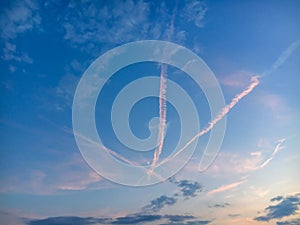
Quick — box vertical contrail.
[150,5,177,172]
[150,64,168,172]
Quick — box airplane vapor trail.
[258,138,285,169]
[150,6,177,173]
[262,40,300,77]
[159,39,300,169]
[167,76,260,161]
[150,63,167,172]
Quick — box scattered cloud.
[25,214,211,225]
[0,0,41,40]
[277,218,300,225]
[209,203,230,208]
[0,153,103,194]
[141,177,203,213]
[2,42,33,63]
[59,0,206,53]
[142,195,177,212]
[0,0,41,69]
[208,138,286,176]
[254,193,300,222]
[169,177,203,198]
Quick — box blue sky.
[1,0,300,224]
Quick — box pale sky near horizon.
[1,0,300,225]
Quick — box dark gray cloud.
[228,213,240,218]
[142,195,177,212]
[169,177,203,198]
[277,218,300,225]
[209,203,230,208]
[26,214,211,225]
[254,193,300,222]
[112,214,161,224]
[160,219,211,225]
[27,216,111,225]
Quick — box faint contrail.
[65,128,166,182]
[257,138,285,169]
[261,40,300,77]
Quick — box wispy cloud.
[254,193,300,222]
[0,0,41,67]
[257,138,285,169]
[207,180,245,195]
[60,0,206,53]
[0,0,41,40]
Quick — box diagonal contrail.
[160,39,300,169]
[166,76,260,162]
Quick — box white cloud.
[2,42,33,63]
[0,0,41,66]
[60,0,207,52]
[0,0,41,40]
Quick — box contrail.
[261,40,300,77]
[257,138,285,169]
[65,128,166,182]
[158,39,300,168]
[168,76,259,161]
[150,63,167,172]
[150,5,177,172]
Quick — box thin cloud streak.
[262,40,300,77]
[207,180,245,195]
[257,138,285,169]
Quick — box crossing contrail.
[157,39,300,170]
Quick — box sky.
[0,0,300,225]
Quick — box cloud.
[0,0,41,67]
[207,138,286,176]
[59,0,206,52]
[207,180,245,195]
[0,211,26,225]
[0,0,41,40]
[210,203,230,208]
[254,193,300,222]
[181,0,207,28]
[141,178,203,213]
[277,218,300,225]
[220,70,254,88]
[2,42,33,63]
[142,195,177,212]
[169,177,203,198]
[27,216,110,225]
[26,214,212,225]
